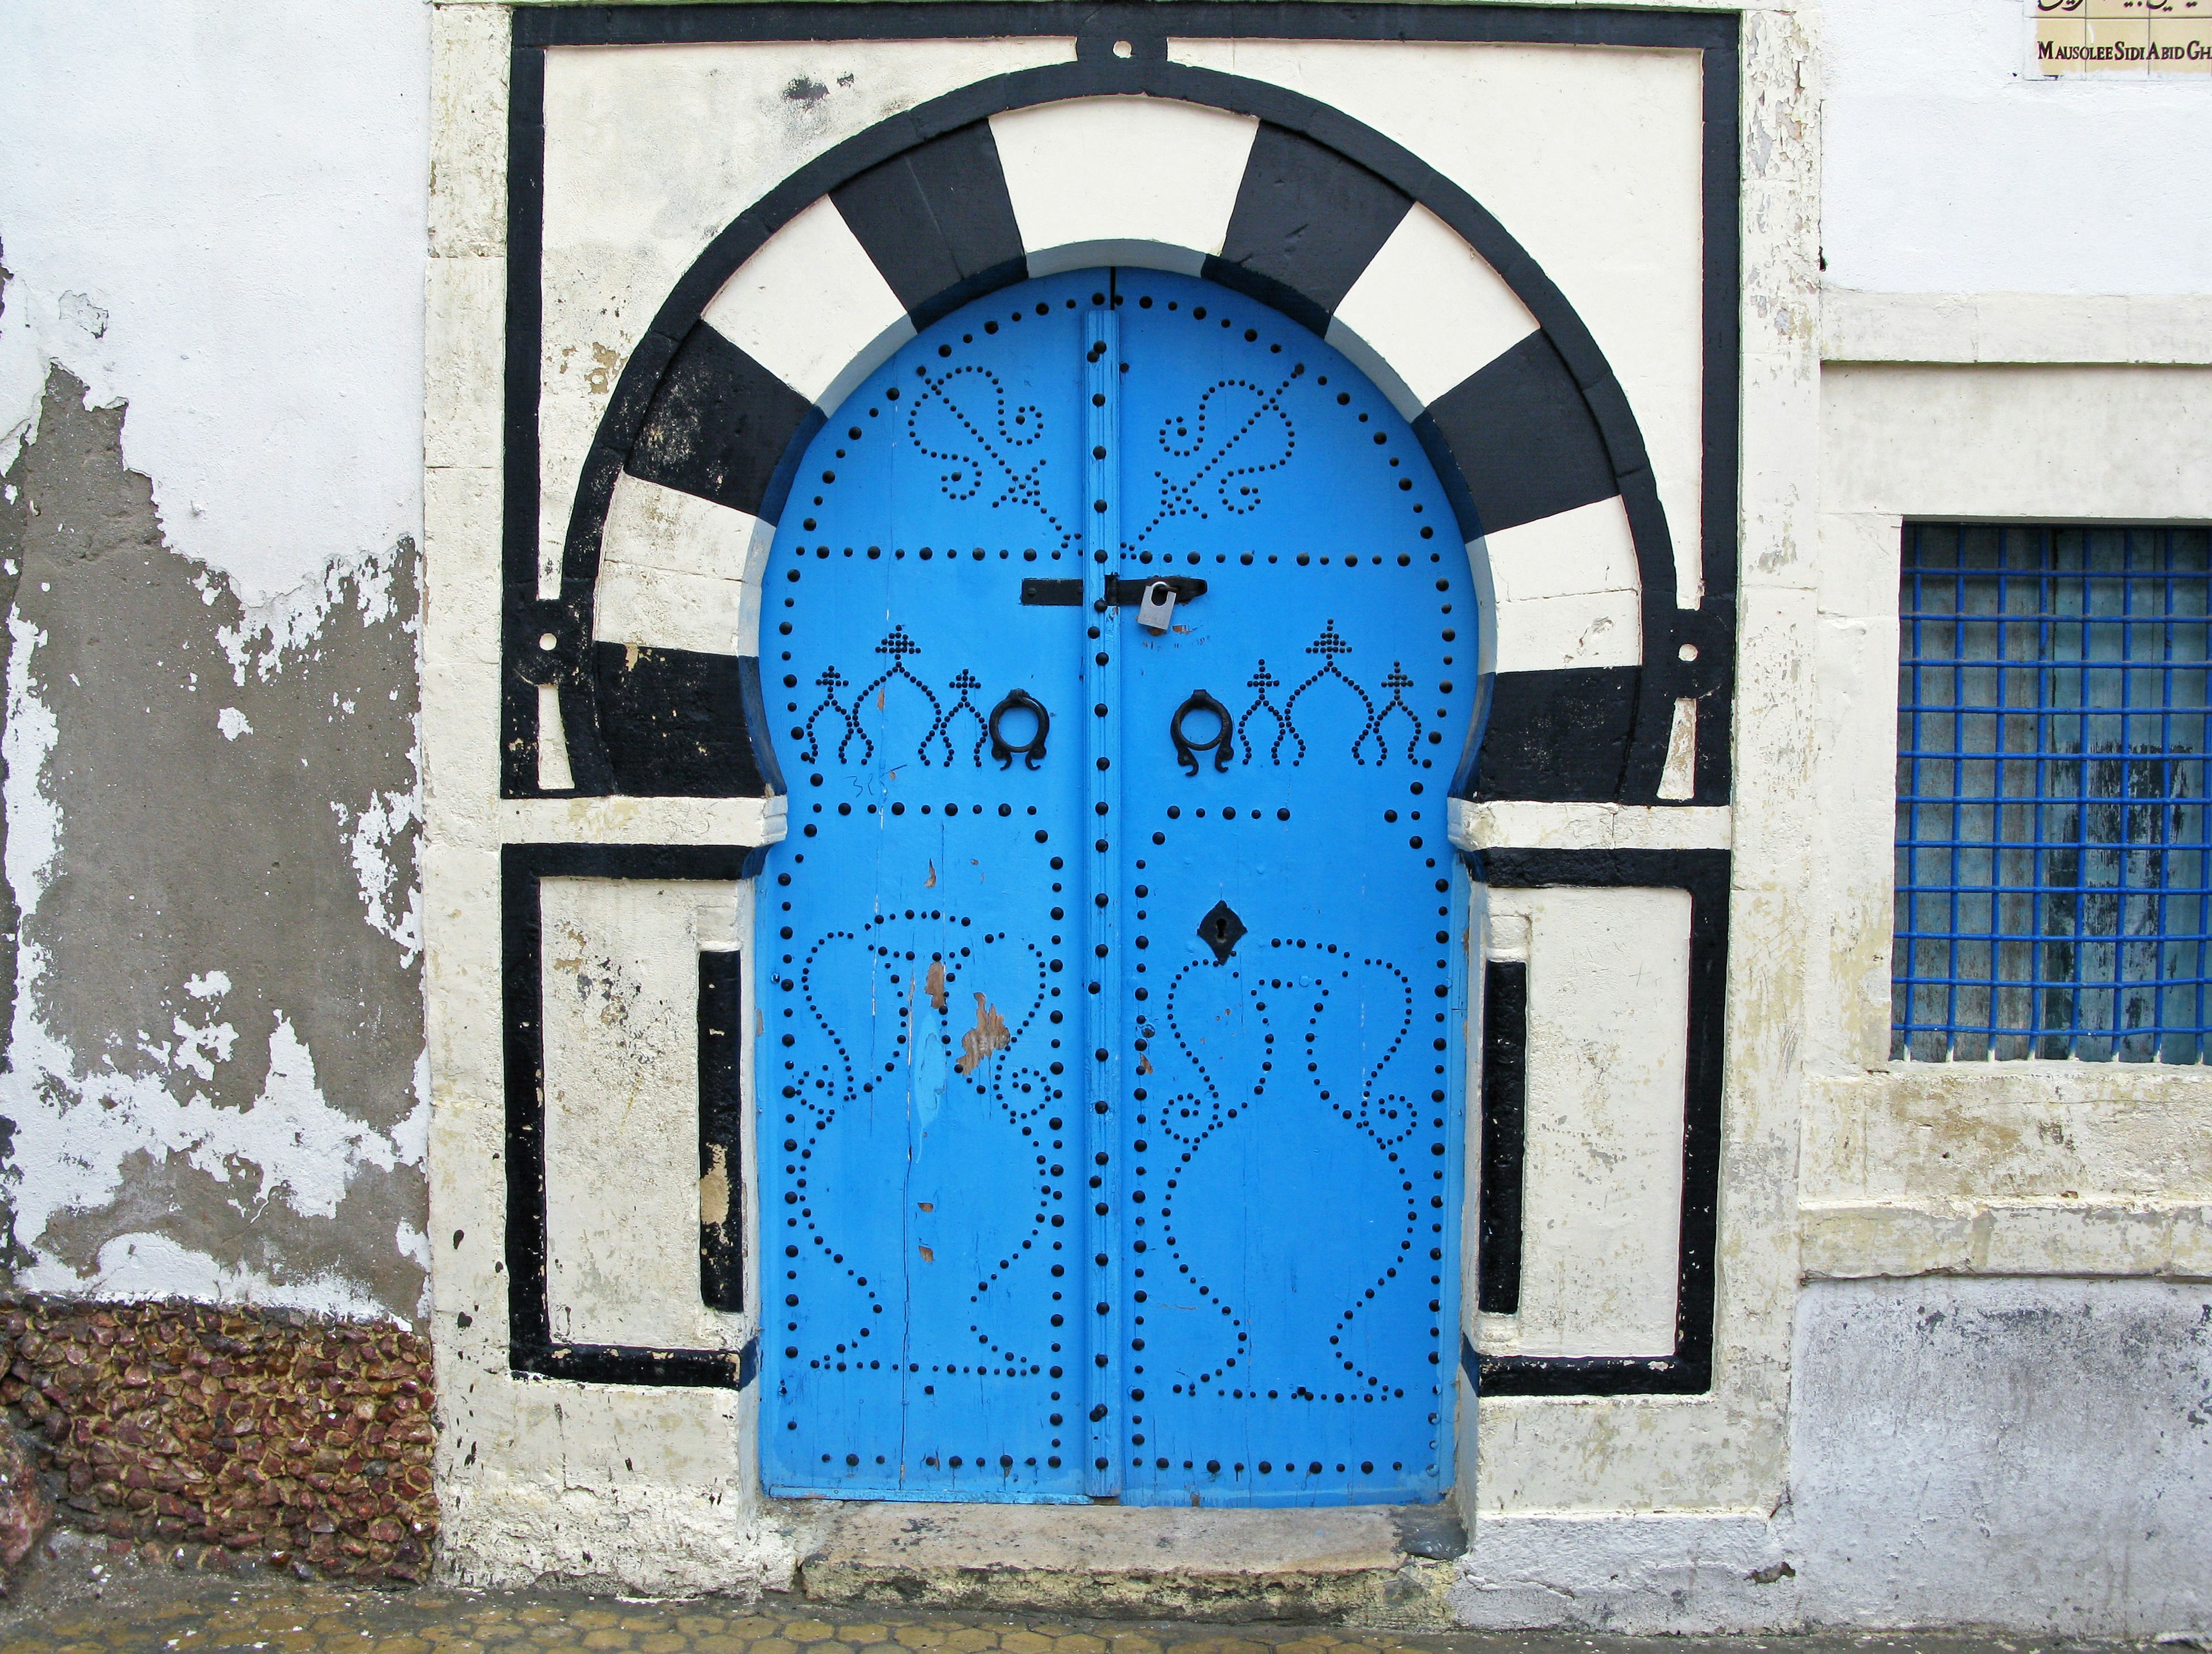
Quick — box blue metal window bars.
[1895,523,2212,1063]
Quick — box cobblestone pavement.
[0,1561,2150,1654]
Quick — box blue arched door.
[758,270,1476,1507]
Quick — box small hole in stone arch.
[1113,38,1133,57]
[537,632,556,651]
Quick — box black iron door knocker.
[987,688,1050,769]
[1170,689,1234,776]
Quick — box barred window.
[1894,523,2212,1063]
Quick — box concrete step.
[791,1501,1467,1626]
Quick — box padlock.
[1137,578,1176,632]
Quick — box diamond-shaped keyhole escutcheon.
[1198,900,1247,964]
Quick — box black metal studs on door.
[1170,690,1234,776]
[988,689,1051,769]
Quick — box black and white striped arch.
[504,11,1739,808]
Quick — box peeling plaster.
[0,367,425,1321]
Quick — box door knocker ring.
[987,688,1050,769]
[1170,689,1234,776]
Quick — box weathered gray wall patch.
[0,367,425,1321]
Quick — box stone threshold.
[787,1501,1467,1627]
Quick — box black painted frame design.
[503,843,765,1389]
[500,3,1740,809]
[698,949,747,1314]
[1475,958,1528,1317]
[1459,847,1729,1396]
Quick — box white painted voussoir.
[1491,590,1642,673]
[1025,241,1207,280]
[603,471,767,582]
[1330,202,1537,417]
[593,562,748,658]
[700,194,916,409]
[1453,799,1732,852]
[990,97,1259,266]
[1483,496,1641,606]
[599,472,771,653]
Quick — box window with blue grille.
[1895,523,2212,1063]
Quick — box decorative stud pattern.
[1132,373,1298,545]
[1112,273,1462,1497]
[908,365,1077,555]
[761,268,1472,1503]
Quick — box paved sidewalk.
[0,1534,2153,1654]
[0,1567,2156,1654]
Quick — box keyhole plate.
[1198,899,1247,963]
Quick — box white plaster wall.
[0,0,432,1319]
[1824,0,2212,295]
[0,0,430,601]
[427,1,1825,1589]
[540,877,751,1353]
[1793,340,2212,1636]
[1808,362,2212,1287]
[1793,1277,2212,1634]
[1484,886,1691,1360]
[1456,1509,1801,1633]
[1456,1280,2212,1638]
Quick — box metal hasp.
[1021,574,1209,608]
[755,268,1476,1509]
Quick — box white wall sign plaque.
[2031,0,2212,75]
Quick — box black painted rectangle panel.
[503,843,764,1390]
[1476,959,1528,1316]
[833,121,1028,328]
[1470,847,1729,1398]
[626,321,819,522]
[1207,123,1411,336]
[698,950,745,1314]
[1473,666,1639,802]
[1423,332,1618,537]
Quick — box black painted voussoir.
[1474,666,1641,802]
[598,329,680,458]
[1213,124,1411,335]
[625,321,814,521]
[1425,332,1618,538]
[593,640,771,797]
[832,121,1028,325]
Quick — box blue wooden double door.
[757,270,1475,1506]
